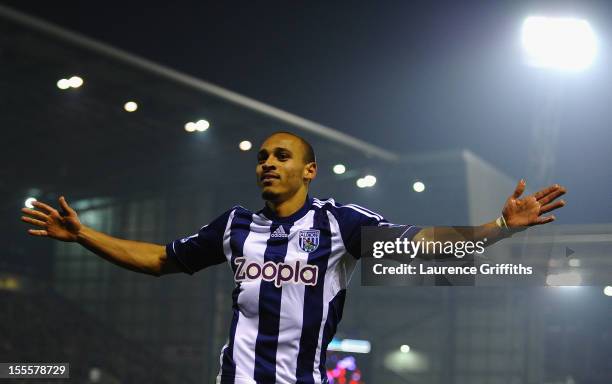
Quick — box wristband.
[495,215,508,229]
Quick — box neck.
[266,188,308,217]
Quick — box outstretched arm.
[21,196,182,276]
[415,179,567,248]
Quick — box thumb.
[512,179,526,199]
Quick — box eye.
[277,151,290,161]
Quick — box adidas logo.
[270,226,288,238]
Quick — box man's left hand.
[502,179,567,228]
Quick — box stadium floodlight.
[521,16,598,71]
[363,175,376,187]
[124,101,138,112]
[357,175,376,188]
[24,197,37,208]
[195,119,210,132]
[239,140,252,151]
[400,344,411,353]
[333,164,346,175]
[604,286,612,297]
[68,75,84,88]
[412,181,425,193]
[184,122,196,132]
[56,78,70,90]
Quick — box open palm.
[502,179,566,228]
[21,196,82,242]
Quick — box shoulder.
[312,197,385,224]
[201,205,251,231]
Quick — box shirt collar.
[261,195,313,224]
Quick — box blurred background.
[0,1,611,383]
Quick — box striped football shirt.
[166,196,421,384]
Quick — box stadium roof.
[0,4,399,204]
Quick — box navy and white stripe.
[166,197,421,384]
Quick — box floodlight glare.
[400,345,411,353]
[239,140,252,151]
[124,101,138,112]
[24,197,37,208]
[604,286,612,297]
[413,181,425,193]
[521,16,597,70]
[333,164,346,175]
[356,178,367,188]
[69,76,84,88]
[195,119,210,132]
[184,122,196,132]
[56,78,70,90]
[363,175,377,187]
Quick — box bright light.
[124,101,138,112]
[413,181,425,192]
[333,164,346,175]
[239,140,252,151]
[604,286,612,297]
[56,78,70,90]
[24,197,37,208]
[521,16,598,71]
[68,76,84,88]
[363,175,376,186]
[568,258,581,267]
[184,122,196,132]
[400,345,411,353]
[328,338,371,354]
[357,175,376,188]
[384,349,429,373]
[195,119,210,131]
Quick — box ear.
[303,162,317,183]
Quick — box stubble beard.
[261,189,280,202]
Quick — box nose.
[262,162,276,171]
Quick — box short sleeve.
[333,203,422,259]
[166,208,234,274]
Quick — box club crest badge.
[298,229,320,253]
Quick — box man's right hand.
[21,196,82,242]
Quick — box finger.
[512,179,526,198]
[27,229,48,236]
[534,215,555,225]
[538,187,567,205]
[21,208,49,221]
[21,216,46,227]
[31,201,56,214]
[540,199,566,214]
[533,184,560,200]
[59,196,75,215]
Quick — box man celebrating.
[21,131,566,384]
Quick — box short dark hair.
[267,131,316,165]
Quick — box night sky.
[3,0,611,223]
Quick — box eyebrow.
[257,147,293,156]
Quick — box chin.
[261,189,280,201]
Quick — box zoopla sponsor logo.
[234,257,319,287]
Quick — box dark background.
[3,0,611,224]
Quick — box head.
[256,132,317,203]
